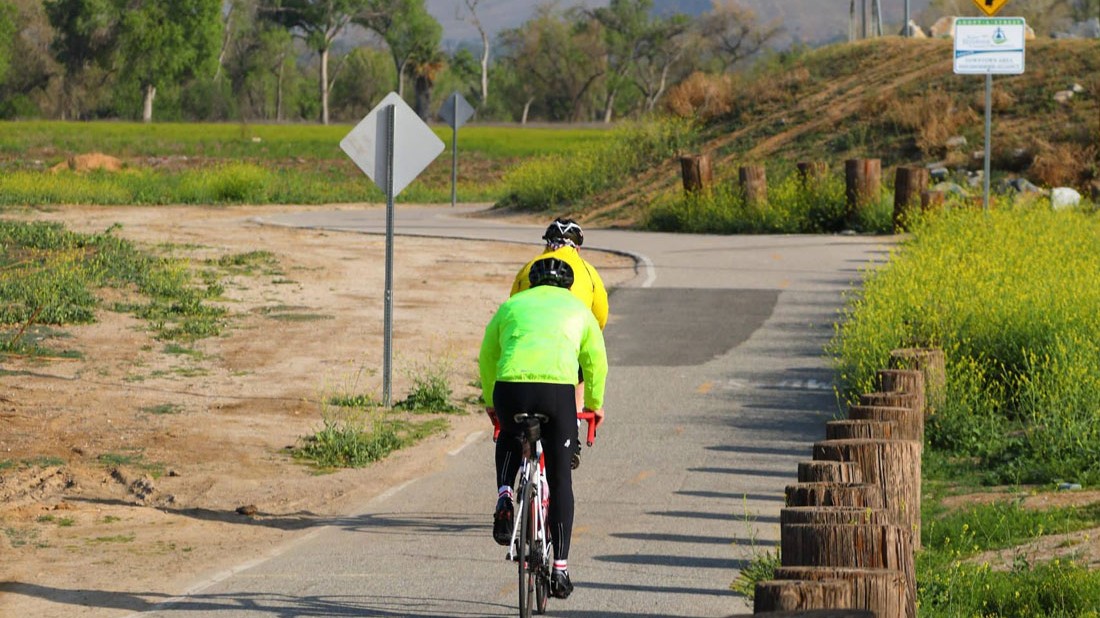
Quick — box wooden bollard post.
[858,391,919,414]
[781,523,916,618]
[920,189,946,212]
[876,368,926,420]
[785,482,885,509]
[813,439,922,549]
[848,404,922,443]
[826,419,897,441]
[892,166,929,232]
[844,158,881,226]
[739,164,767,207]
[781,506,893,527]
[776,567,913,618]
[889,347,946,417]
[797,161,829,186]
[679,153,712,194]
[798,461,863,484]
[754,579,852,613]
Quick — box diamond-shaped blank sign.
[340,92,444,197]
[439,92,475,130]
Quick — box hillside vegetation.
[576,37,1099,228]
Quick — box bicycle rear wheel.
[517,477,536,618]
[534,528,551,614]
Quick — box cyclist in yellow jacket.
[481,257,608,600]
[511,218,609,418]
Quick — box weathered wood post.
[786,482,885,509]
[814,439,922,549]
[826,419,897,440]
[892,166,929,232]
[739,164,768,207]
[754,579,853,613]
[889,347,946,416]
[775,566,912,618]
[798,461,863,484]
[876,368,926,421]
[679,153,712,194]
[858,391,919,414]
[848,404,922,443]
[920,189,946,212]
[845,158,882,227]
[797,161,829,186]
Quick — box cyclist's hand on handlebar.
[486,407,500,442]
[580,407,604,446]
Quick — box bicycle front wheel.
[517,477,536,618]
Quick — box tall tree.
[0,1,15,86]
[355,0,441,99]
[460,0,490,107]
[589,0,652,123]
[43,0,120,119]
[115,0,222,122]
[631,12,691,114]
[223,0,300,121]
[498,5,605,122]
[697,0,781,72]
[260,0,372,124]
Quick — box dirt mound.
[49,152,124,173]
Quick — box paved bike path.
[136,205,894,617]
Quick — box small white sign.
[954,17,1026,74]
[340,92,444,197]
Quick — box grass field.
[0,121,612,205]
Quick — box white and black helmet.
[542,218,584,247]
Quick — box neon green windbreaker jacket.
[479,285,608,411]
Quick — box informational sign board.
[972,0,1009,17]
[954,17,1026,75]
[340,92,444,197]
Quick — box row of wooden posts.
[731,347,946,618]
[679,154,940,232]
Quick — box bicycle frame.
[494,410,598,617]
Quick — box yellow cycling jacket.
[510,245,609,330]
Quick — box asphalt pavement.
[134,204,895,618]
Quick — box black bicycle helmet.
[528,258,574,289]
[542,218,584,247]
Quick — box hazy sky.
[424,0,936,47]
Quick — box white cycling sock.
[553,559,567,573]
[498,486,513,500]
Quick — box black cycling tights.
[493,381,578,561]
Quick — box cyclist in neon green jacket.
[480,257,608,600]
[511,218,609,426]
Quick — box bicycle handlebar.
[577,411,599,447]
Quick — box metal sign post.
[438,92,475,208]
[340,92,444,406]
[383,104,395,406]
[954,16,1025,210]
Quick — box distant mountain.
[427,0,935,50]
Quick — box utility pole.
[905,0,911,37]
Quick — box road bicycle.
[498,410,598,617]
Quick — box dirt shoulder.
[0,204,637,618]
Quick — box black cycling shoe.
[550,570,573,599]
[492,496,513,546]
